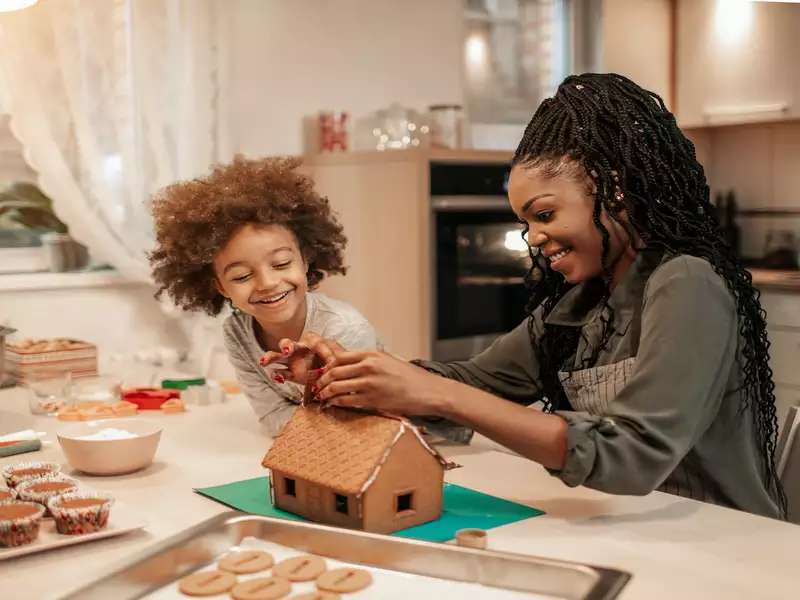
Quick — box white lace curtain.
[0,0,228,281]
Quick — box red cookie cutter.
[122,387,181,410]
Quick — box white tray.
[0,501,146,560]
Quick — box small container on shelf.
[428,104,465,149]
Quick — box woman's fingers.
[315,361,370,389]
[315,377,368,402]
[324,389,369,409]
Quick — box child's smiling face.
[508,162,636,287]
[213,223,309,332]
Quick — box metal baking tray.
[60,511,630,599]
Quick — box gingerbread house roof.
[261,407,453,496]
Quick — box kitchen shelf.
[737,208,800,217]
[0,269,140,292]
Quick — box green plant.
[0,182,68,233]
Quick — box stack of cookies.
[179,550,374,599]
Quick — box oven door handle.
[432,195,511,212]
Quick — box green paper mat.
[195,476,543,543]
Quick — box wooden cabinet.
[760,290,800,431]
[304,148,511,361]
[601,0,673,107]
[677,0,800,128]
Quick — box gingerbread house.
[261,406,454,534]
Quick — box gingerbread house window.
[284,477,296,497]
[396,491,415,515]
[334,494,349,515]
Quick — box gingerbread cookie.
[178,570,237,596]
[230,576,291,600]
[290,593,341,600]
[316,568,372,594]
[219,550,274,574]
[272,555,327,582]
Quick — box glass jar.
[428,104,465,149]
[25,367,72,415]
[70,375,122,410]
[364,103,429,151]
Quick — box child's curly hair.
[149,155,347,316]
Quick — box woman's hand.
[314,350,451,417]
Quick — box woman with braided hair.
[267,73,785,519]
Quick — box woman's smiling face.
[508,161,635,286]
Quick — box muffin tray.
[61,512,630,600]
[0,501,145,560]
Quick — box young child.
[288,74,786,519]
[149,156,381,436]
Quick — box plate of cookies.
[0,460,146,560]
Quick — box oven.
[431,162,530,362]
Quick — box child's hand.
[259,334,336,386]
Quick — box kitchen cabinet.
[677,0,800,128]
[760,290,800,431]
[601,0,672,107]
[304,148,511,361]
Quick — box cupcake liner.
[16,474,80,516]
[0,500,46,547]
[48,491,114,535]
[1,461,61,489]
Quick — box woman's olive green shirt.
[417,252,782,519]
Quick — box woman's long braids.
[513,73,786,515]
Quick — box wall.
[601,0,672,107]
[0,278,191,374]
[226,0,464,156]
[686,122,800,260]
[2,1,467,377]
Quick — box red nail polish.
[282,347,290,355]
[273,374,285,384]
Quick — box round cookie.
[316,568,372,594]
[290,593,341,600]
[219,550,274,574]
[272,555,327,582]
[178,570,237,596]
[231,576,291,600]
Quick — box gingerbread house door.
[306,483,323,520]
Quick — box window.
[284,477,296,497]
[334,494,349,515]
[463,0,571,125]
[396,491,415,515]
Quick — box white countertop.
[0,386,797,600]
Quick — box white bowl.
[56,418,162,475]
